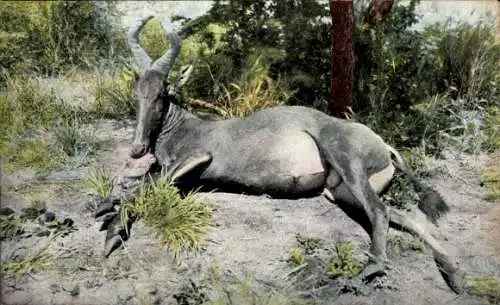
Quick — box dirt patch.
[484,204,500,264]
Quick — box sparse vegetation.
[294,233,324,255]
[126,177,212,259]
[325,243,361,279]
[482,153,500,202]
[387,233,425,254]
[0,215,26,240]
[1,239,53,281]
[203,270,311,305]
[89,67,136,119]
[467,275,500,304]
[87,167,117,199]
[288,248,306,266]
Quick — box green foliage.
[0,1,127,79]
[127,177,212,260]
[288,248,305,266]
[467,275,500,304]
[139,18,170,61]
[87,167,116,199]
[90,67,135,119]
[325,243,360,278]
[177,0,329,105]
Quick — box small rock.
[50,283,62,294]
[0,207,15,216]
[36,230,51,237]
[62,218,74,227]
[70,284,80,297]
[41,211,56,223]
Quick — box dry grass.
[216,56,292,118]
[126,177,213,260]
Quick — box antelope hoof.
[357,261,387,283]
[103,212,134,258]
[93,201,115,218]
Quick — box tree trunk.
[329,0,355,119]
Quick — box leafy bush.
[126,177,212,260]
[0,1,127,80]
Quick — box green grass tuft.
[89,68,135,119]
[325,243,361,278]
[87,167,117,199]
[467,275,500,304]
[128,177,212,260]
[1,240,53,281]
[288,248,306,266]
[216,55,292,118]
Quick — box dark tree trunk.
[329,0,355,119]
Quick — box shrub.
[52,116,100,167]
[126,177,212,260]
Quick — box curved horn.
[127,15,154,71]
[150,21,182,77]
